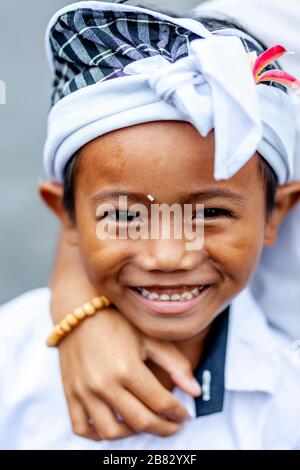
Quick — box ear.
[39,181,78,246]
[264,181,300,246]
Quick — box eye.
[103,210,141,223]
[194,208,233,219]
[204,208,233,218]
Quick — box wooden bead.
[66,313,79,326]
[54,325,65,337]
[91,297,104,309]
[74,307,86,320]
[101,296,110,307]
[60,320,72,333]
[83,302,96,316]
[46,294,112,348]
[47,334,59,347]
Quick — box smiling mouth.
[129,284,211,316]
[133,285,208,302]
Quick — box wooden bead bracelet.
[46,295,111,347]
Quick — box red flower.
[251,45,300,89]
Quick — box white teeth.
[148,293,159,300]
[160,294,170,301]
[136,286,206,301]
[170,294,181,301]
[181,292,194,300]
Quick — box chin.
[121,304,211,343]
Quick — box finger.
[110,388,183,437]
[123,362,190,423]
[144,339,201,397]
[85,395,137,441]
[67,394,101,441]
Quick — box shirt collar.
[194,306,229,417]
[192,287,282,418]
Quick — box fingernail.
[189,378,201,395]
[172,372,201,396]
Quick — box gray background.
[0,1,201,304]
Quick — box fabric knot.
[124,35,264,180]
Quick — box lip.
[130,285,211,316]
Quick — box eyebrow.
[91,191,153,206]
[184,189,246,204]
[90,189,246,206]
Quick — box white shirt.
[0,287,299,450]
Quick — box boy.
[0,1,300,449]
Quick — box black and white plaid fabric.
[48,3,282,107]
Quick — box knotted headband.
[44,1,298,184]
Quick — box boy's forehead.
[76,121,261,197]
[82,121,203,152]
[79,122,213,171]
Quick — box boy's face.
[62,121,272,341]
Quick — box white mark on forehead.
[147,194,155,202]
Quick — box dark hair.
[258,157,278,217]
[62,9,278,220]
[63,151,79,221]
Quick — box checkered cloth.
[49,6,280,106]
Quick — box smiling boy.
[1,121,300,449]
[46,124,280,348]
[51,115,300,355]
[0,1,300,450]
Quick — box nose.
[137,238,201,273]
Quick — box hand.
[56,305,201,441]
[50,230,201,441]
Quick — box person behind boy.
[193,0,300,357]
[0,1,300,450]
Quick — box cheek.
[75,208,133,284]
[205,217,265,286]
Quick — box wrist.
[47,295,111,347]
